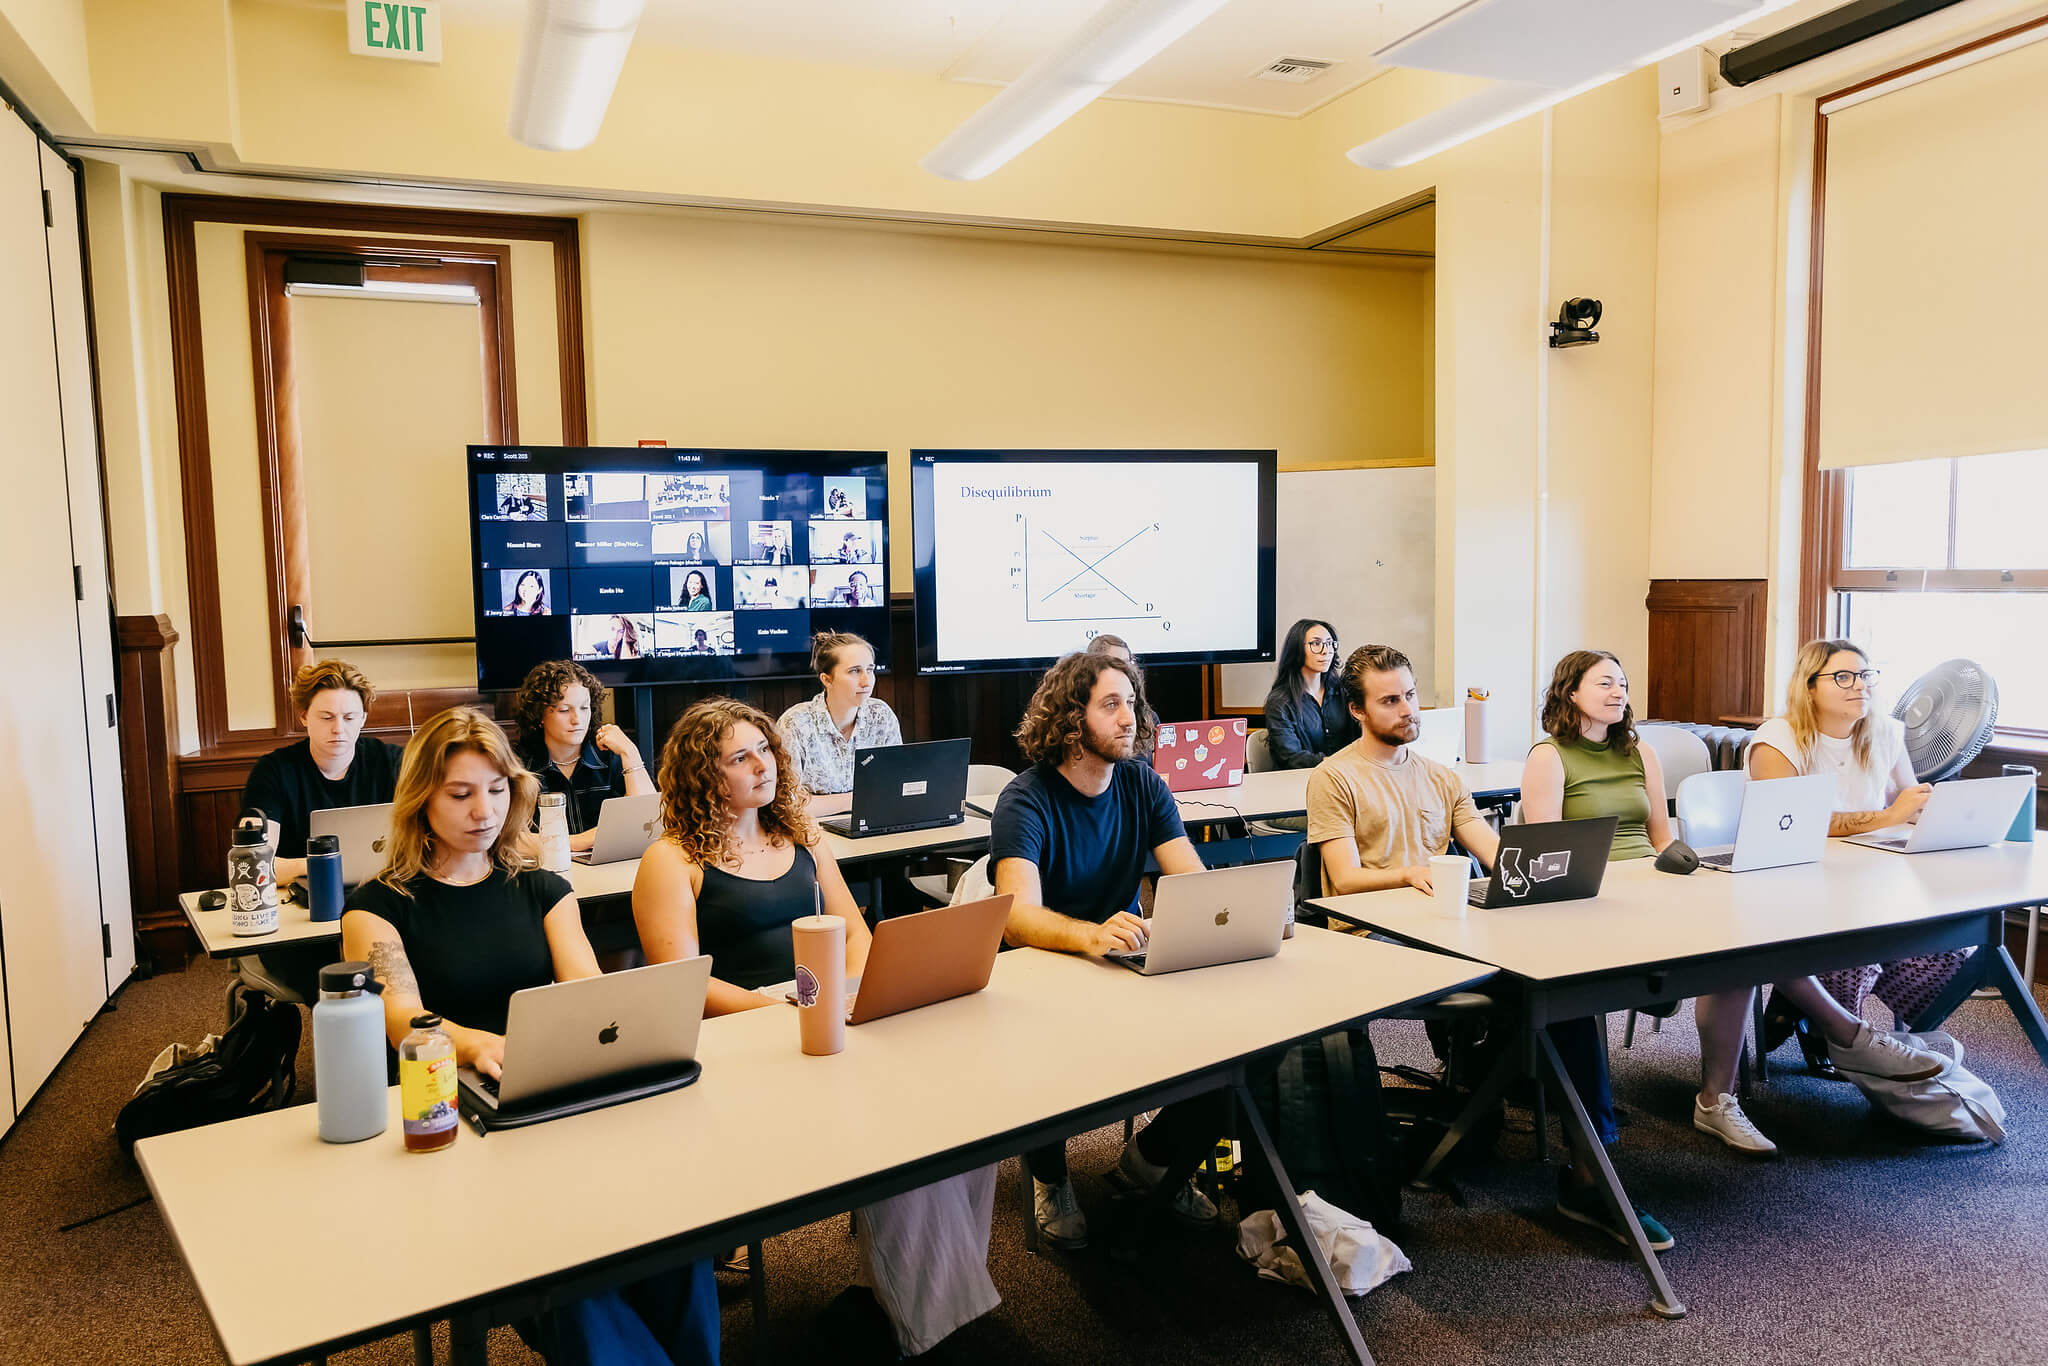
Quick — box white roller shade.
[1817,32,2048,470]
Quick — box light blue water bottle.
[313,961,389,1143]
[2005,765,2038,843]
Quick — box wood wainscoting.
[1645,580,1767,725]
[129,598,1200,967]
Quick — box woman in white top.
[775,631,902,803]
[1747,639,1965,1025]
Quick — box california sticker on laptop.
[1152,718,1248,793]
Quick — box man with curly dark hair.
[991,650,1222,1251]
[508,658,652,853]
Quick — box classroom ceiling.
[425,0,1477,116]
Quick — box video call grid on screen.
[469,446,890,691]
[910,450,1278,675]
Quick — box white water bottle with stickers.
[227,812,279,937]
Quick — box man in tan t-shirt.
[1307,644,1497,896]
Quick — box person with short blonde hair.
[242,658,404,884]
[343,708,719,1365]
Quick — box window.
[1821,453,2048,736]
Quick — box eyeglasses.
[1811,668,1880,689]
[1305,639,1337,654]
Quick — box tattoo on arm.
[366,939,420,1001]
[1832,809,1889,836]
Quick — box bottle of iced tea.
[398,1013,458,1153]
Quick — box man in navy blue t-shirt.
[991,651,1221,1251]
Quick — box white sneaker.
[1827,1024,1944,1081]
[1032,1178,1089,1250]
[1115,1139,1220,1228]
[1693,1093,1778,1156]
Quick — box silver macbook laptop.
[1843,774,2032,854]
[307,802,395,889]
[1108,861,1292,975]
[458,956,712,1118]
[1697,773,1835,872]
[571,792,662,865]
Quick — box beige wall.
[581,212,1432,591]
[0,0,94,129]
[1649,95,1784,583]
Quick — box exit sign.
[348,1,442,64]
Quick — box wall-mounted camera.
[1549,297,1601,348]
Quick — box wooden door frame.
[247,233,516,710]
[162,195,587,753]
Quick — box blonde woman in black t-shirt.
[341,708,718,1365]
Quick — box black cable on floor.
[58,1192,152,1233]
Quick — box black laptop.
[817,738,971,839]
[1466,816,1618,908]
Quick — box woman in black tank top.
[632,699,869,1016]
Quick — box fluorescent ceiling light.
[286,281,483,304]
[1349,0,1786,169]
[508,0,646,152]
[921,0,1235,182]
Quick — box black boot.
[1761,990,1803,1054]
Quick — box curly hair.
[1539,649,1639,757]
[290,658,375,717]
[374,708,539,895]
[655,697,817,868]
[1014,652,1157,765]
[509,659,606,752]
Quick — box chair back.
[1246,728,1276,773]
[1675,769,1747,849]
[1638,724,1712,808]
[966,764,1015,799]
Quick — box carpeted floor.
[4,954,2046,1365]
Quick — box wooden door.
[1644,579,1767,724]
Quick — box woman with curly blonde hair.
[632,697,998,1359]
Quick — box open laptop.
[1107,860,1292,975]
[1843,774,2033,855]
[307,802,396,889]
[1465,816,1617,907]
[457,956,712,1131]
[571,792,662,865]
[817,738,970,838]
[1152,718,1249,792]
[1697,773,1835,872]
[772,894,1013,1023]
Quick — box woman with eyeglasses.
[1262,618,1359,769]
[1745,639,1964,1064]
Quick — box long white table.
[966,760,1527,826]
[1312,839,2048,1319]
[178,818,992,960]
[138,928,1492,1366]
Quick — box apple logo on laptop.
[1215,909,1230,927]
[642,819,657,838]
[1779,814,1794,831]
[372,836,386,854]
[598,1021,620,1045]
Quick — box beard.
[1080,724,1136,764]
[1369,718,1419,749]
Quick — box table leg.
[1534,1032,1686,1320]
[1413,1046,1517,1184]
[1972,944,2048,1066]
[1232,1082,1377,1366]
[412,1324,433,1365]
[1910,933,1994,1036]
[448,1309,488,1366]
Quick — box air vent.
[1252,56,1336,83]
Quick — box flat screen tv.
[467,445,889,692]
[910,449,1277,674]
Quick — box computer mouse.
[198,889,228,911]
[1654,840,1700,876]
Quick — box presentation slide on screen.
[924,459,1263,665]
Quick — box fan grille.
[1892,659,2000,782]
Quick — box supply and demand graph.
[918,456,1269,667]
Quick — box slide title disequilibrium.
[958,484,1052,499]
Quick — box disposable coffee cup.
[791,914,846,1056]
[1429,855,1470,919]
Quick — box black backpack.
[115,983,302,1158]
[1244,1029,1405,1233]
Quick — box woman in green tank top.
[1520,650,1671,859]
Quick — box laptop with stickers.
[1464,817,1617,908]
[1151,718,1250,793]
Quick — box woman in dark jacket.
[1262,618,1357,768]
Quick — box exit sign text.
[348,1,442,64]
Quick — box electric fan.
[1892,659,2000,782]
